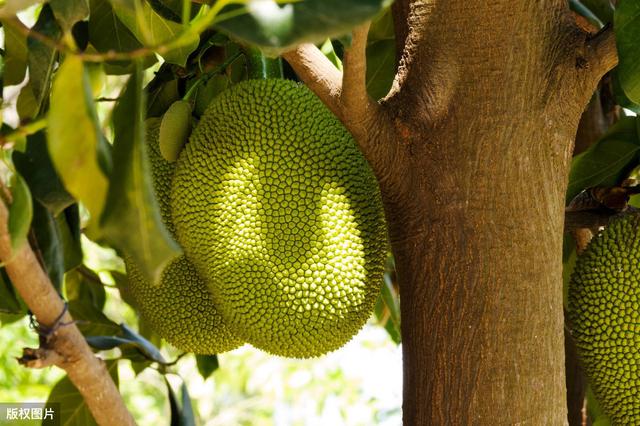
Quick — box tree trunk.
[285,1,616,423]
[377,2,611,424]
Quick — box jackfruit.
[123,118,242,354]
[171,79,388,358]
[568,213,640,424]
[159,100,192,162]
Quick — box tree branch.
[282,44,343,118]
[585,24,618,78]
[341,22,379,140]
[0,199,135,426]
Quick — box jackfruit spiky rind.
[568,213,640,424]
[171,79,388,358]
[123,118,242,354]
[124,255,242,354]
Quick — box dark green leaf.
[15,83,39,121]
[28,5,62,115]
[86,324,166,364]
[195,354,219,379]
[68,299,121,337]
[612,68,640,114]
[217,0,392,54]
[366,39,395,100]
[569,0,604,28]
[50,0,89,32]
[30,201,65,291]
[46,360,118,426]
[193,74,229,117]
[1,18,28,86]
[88,0,157,75]
[48,55,110,228]
[580,0,615,24]
[615,0,640,103]
[166,377,196,426]
[147,79,180,118]
[566,117,640,202]
[65,267,106,310]
[109,0,199,66]
[13,131,75,215]
[0,269,25,315]
[102,66,181,285]
[8,172,32,251]
[60,205,83,271]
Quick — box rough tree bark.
[286,1,618,424]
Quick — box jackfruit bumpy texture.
[569,213,640,425]
[123,118,242,354]
[171,79,388,358]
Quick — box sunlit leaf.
[217,0,392,54]
[101,66,181,285]
[46,360,118,426]
[48,55,110,228]
[109,0,199,66]
[28,5,62,115]
[50,0,90,32]
[88,0,157,75]
[15,83,39,121]
[615,0,640,103]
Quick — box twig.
[0,118,47,147]
[0,193,135,425]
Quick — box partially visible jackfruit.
[569,213,640,424]
[124,118,242,354]
[171,79,388,358]
[159,101,192,162]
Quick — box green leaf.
[46,360,118,426]
[193,74,229,117]
[13,131,75,216]
[366,39,395,100]
[68,299,121,337]
[88,0,157,75]
[60,205,84,271]
[166,377,196,426]
[580,0,615,24]
[615,0,640,103]
[30,201,65,291]
[0,269,25,315]
[1,18,28,86]
[50,0,90,32]
[7,172,32,251]
[102,65,181,285]
[65,267,106,310]
[216,0,392,54]
[195,354,219,379]
[108,0,199,66]
[28,4,62,115]
[15,82,39,121]
[48,55,110,228]
[86,324,166,364]
[566,117,640,202]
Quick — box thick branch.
[585,25,618,79]
[0,200,135,426]
[283,26,401,186]
[282,44,342,118]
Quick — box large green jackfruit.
[171,79,388,358]
[569,213,640,424]
[124,118,242,354]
